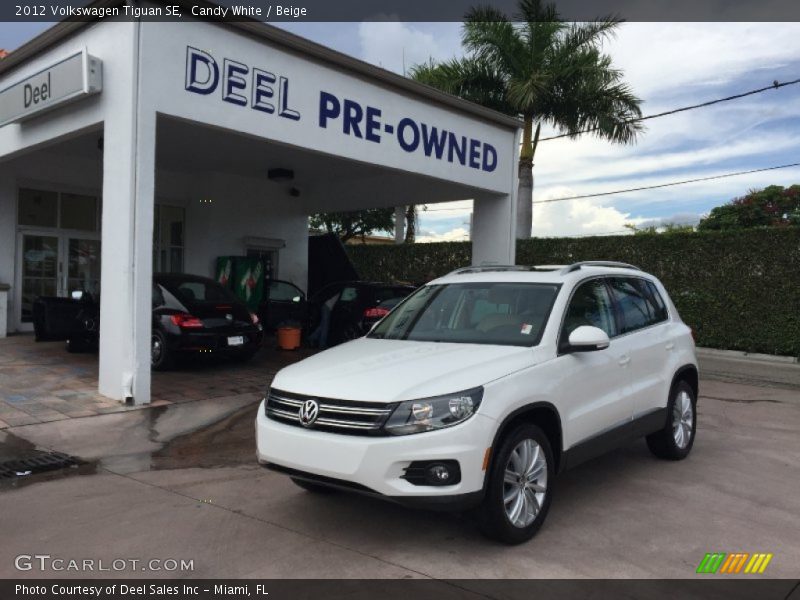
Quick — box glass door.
[17,233,101,328]
[20,233,60,324]
[65,237,101,299]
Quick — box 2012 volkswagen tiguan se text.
[256,262,698,543]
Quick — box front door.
[16,233,101,330]
[554,277,635,448]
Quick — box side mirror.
[567,326,610,352]
[292,295,302,303]
[71,290,84,301]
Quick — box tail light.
[170,313,204,328]
[364,307,390,319]
[250,312,260,325]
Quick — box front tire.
[646,380,696,460]
[478,423,554,544]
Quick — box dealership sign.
[184,47,498,173]
[0,50,102,127]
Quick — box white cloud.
[357,21,461,74]
[416,227,471,243]
[606,23,800,99]
[531,186,640,237]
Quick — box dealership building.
[0,1,521,405]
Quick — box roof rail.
[560,261,641,274]
[448,265,529,275]
[447,264,569,276]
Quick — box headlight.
[384,387,483,435]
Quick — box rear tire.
[66,337,88,353]
[151,329,174,371]
[646,380,697,460]
[478,423,554,544]
[291,477,337,494]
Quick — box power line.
[538,77,800,142]
[532,162,800,204]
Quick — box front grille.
[266,389,395,435]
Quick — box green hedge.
[347,228,800,357]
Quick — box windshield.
[368,282,560,346]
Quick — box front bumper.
[255,398,496,502]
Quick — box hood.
[270,338,542,402]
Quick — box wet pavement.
[0,354,798,579]
[0,334,311,427]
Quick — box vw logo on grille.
[299,399,320,427]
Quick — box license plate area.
[227,335,245,346]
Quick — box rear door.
[607,277,671,420]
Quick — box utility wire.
[538,77,800,142]
[532,162,800,204]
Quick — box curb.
[696,347,799,365]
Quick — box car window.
[268,280,302,302]
[561,279,617,346]
[608,277,665,333]
[152,284,165,308]
[338,286,359,303]
[646,281,669,322]
[369,282,560,347]
[164,279,237,305]
[373,286,410,305]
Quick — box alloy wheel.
[151,334,163,365]
[503,438,548,528]
[673,390,694,449]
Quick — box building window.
[18,188,101,231]
[153,204,185,273]
[18,189,58,228]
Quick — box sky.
[3,20,800,241]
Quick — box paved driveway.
[0,352,798,579]
[0,335,309,427]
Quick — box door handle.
[618,355,631,366]
[665,342,675,351]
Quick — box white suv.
[256,262,698,543]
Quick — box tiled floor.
[0,334,313,428]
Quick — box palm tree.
[410,0,643,238]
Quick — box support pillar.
[472,193,516,266]
[97,108,155,404]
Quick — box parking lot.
[0,341,798,579]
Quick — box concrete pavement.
[0,353,798,579]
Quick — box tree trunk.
[404,205,417,243]
[515,116,535,239]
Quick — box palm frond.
[409,58,516,115]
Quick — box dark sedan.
[67,274,264,370]
[307,281,416,348]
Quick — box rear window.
[373,286,413,305]
[161,279,237,305]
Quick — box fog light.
[427,463,451,483]
[402,460,461,486]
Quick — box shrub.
[347,228,800,357]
